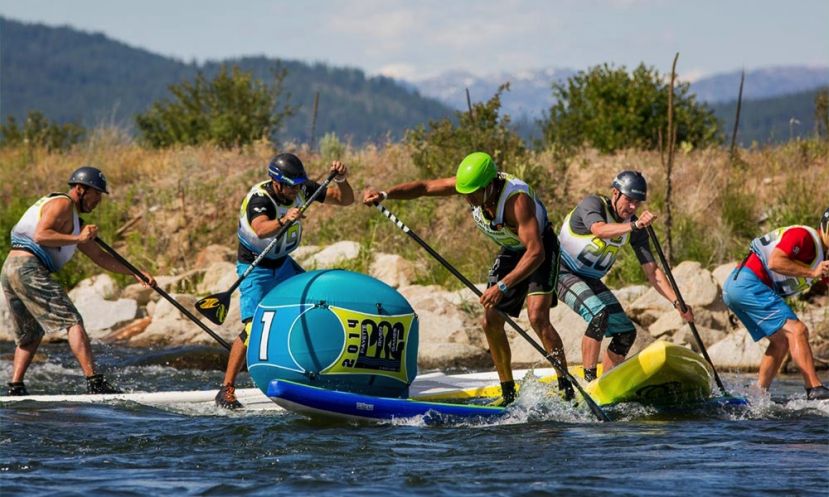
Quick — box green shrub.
[319,132,346,163]
[670,216,718,266]
[767,176,825,228]
[0,112,85,151]
[136,64,293,149]
[406,84,532,179]
[720,182,758,242]
[541,63,720,154]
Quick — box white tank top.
[237,181,305,260]
[470,174,548,250]
[10,193,80,272]
[558,197,630,279]
[750,225,825,297]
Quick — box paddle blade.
[195,292,231,325]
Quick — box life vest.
[237,181,305,260]
[749,225,825,297]
[470,174,549,250]
[559,196,629,279]
[10,193,80,272]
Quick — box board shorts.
[1,254,83,345]
[237,256,304,324]
[722,267,796,341]
[487,225,559,318]
[556,265,636,337]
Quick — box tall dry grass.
[1,131,827,290]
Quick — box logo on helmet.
[611,170,647,201]
[268,153,308,186]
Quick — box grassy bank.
[1,131,827,291]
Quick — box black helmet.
[820,207,829,235]
[68,166,109,194]
[611,170,647,201]
[267,153,308,186]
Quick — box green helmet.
[455,152,497,194]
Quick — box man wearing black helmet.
[723,208,829,400]
[556,171,694,381]
[1,166,156,396]
[215,153,353,409]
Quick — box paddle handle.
[646,226,727,394]
[95,238,231,350]
[375,203,611,422]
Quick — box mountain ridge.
[0,17,453,145]
[409,65,829,119]
[3,16,826,146]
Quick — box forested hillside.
[711,87,827,145]
[0,17,452,144]
[3,17,825,146]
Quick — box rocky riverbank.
[3,242,828,373]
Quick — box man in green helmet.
[362,152,573,405]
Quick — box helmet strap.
[610,190,623,222]
[482,179,501,208]
[270,181,292,205]
[73,185,90,213]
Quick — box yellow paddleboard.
[414,341,713,408]
[585,340,713,406]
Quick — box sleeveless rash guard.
[237,180,307,262]
[470,174,549,250]
[559,196,633,279]
[10,193,80,272]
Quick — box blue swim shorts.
[722,267,796,341]
[237,257,304,322]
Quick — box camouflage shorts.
[0,255,83,346]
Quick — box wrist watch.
[496,280,509,294]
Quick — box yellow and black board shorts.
[486,225,559,317]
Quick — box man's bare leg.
[758,331,789,390]
[781,319,822,388]
[11,335,43,383]
[482,309,511,383]
[67,323,95,377]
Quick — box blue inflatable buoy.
[246,270,419,398]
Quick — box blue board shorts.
[237,257,304,323]
[722,267,797,341]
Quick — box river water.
[1,343,828,497]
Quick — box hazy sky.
[2,0,827,81]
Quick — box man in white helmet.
[723,208,829,400]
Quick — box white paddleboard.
[0,367,563,410]
[0,387,277,411]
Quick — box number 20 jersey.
[558,195,652,279]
